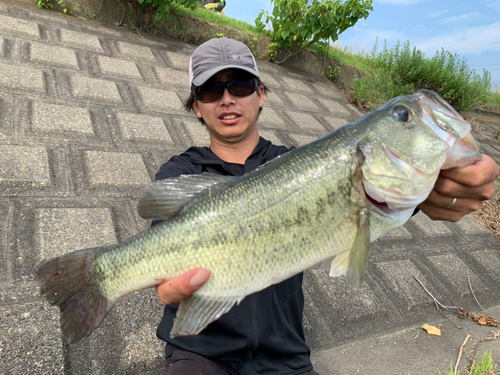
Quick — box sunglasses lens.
[195,78,257,102]
[228,79,255,96]
[196,82,223,102]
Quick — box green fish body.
[35,90,482,344]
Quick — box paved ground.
[0,2,499,375]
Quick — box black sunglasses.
[193,77,258,103]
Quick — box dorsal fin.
[137,173,235,220]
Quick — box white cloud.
[440,12,482,23]
[428,9,449,18]
[486,0,500,10]
[414,21,500,55]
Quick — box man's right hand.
[156,268,211,305]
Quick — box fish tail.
[35,247,114,344]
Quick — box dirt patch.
[471,199,500,239]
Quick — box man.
[153,37,499,375]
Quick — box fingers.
[418,195,481,222]
[156,268,211,305]
[439,155,499,192]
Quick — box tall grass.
[351,39,493,112]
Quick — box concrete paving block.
[0,202,10,284]
[117,41,156,63]
[0,13,40,39]
[303,269,394,339]
[84,150,151,189]
[0,37,5,57]
[281,76,314,94]
[302,288,335,348]
[32,101,94,136]
[164,51,190,71]
[115,112,173,144]
[409,211,453,236]
[26,8,69,25]
[70,75,122,104]
[427,254,489,299]
[136,86,183,113]
[183,120,210,147]
[454,214,490,235]
[317,98,350,117]
[323,116,348,130]
[470,249,500,281]
[59,28,104,52]
[115,290,165,372]
[287,111,326,131]
[312,82,342,98]
[36,207,117,260]
[289,134,320,147]
[259,71,281,89]
[378,225,412,240]
[283,92,319,111]
[0,302,64,375]
[259,129,283,146]
[0,62,45,93]
[0,145,50,187]
[154,66,189,88]
[97,55,142,80]
[374,259,440,310]
[30,42,79,69]
[259,107,284,126]
[264,90,284,106]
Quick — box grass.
[172,5,267,36]
[435,351,497,375]
[348,39,495,112]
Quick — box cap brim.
[192,65,260,86]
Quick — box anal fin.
[170,294,244,338]
[345,209,370,287]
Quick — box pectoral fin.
[138,173,234,220]
[345,209,370,287]
[170,294,244,338]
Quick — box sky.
[224,0,500,91]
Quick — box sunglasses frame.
[193,77,259,103]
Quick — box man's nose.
[219,87,235,104]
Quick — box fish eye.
[393,105,412,123]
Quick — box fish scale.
[35,90,482,343]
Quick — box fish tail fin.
[35,247,114,344]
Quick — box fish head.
[360,90,481,214]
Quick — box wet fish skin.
[35,90,481,344]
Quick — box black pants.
[163,350,320,375]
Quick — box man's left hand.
[418,154,499,222]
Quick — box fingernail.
[189,268,210,288]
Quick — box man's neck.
[209,132,260,164]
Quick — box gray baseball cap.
[189,37,260,87]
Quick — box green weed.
[435,351,497,375]
[350,39,492,112]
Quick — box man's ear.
[258,85,265,109]
[192,100,203,119]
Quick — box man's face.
[192,69,265,144]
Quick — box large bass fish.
[36,90,482,344]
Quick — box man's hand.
[418,154,499,222]
[156,268,211,305]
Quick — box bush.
[352,39,492,112]
[256,0,373,64]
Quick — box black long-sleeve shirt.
[152,137,312,375]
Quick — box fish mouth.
[364,187,393,215]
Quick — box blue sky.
[224,0,500,90]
